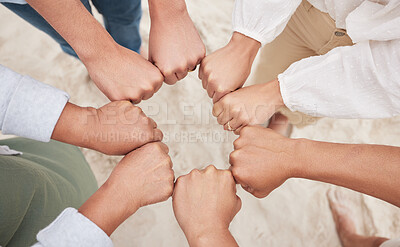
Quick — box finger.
[188,65,197,72]
[164,73,179,85]
[223,118,234,131]
[141,90,155,101]
[212,101,224,117]
[148,118,157,128]
[229,116,244,131]
[153,81,163,94]
[198,64,204,80]
[206,85,215,98]
[235,195,242,214]
[176,71,188,81]
[233,126,244,135]
[157,142,169,154]
[217,110,233,126]
[153,129,163,141]
[213,91,229,104]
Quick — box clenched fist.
[230,126,299,198]
[173,165,241,246]
[84,44,164,104]
[148,0,205,85]
[212,79,284,134]
[108,142,174,208]
[199,32,261,103]
[53,101,163,155]
[79,142,174,235]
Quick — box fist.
[199,32,260,103]
[85,44,164,104]
[212,79,284,134]
[230,126,298,198]
[108,142,174,210]
[83,101,163,155]
[173,165,241,241]
[149,5,205,85]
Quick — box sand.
[1,1,400,246]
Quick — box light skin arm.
[78,180,139,236]
[25,0,164,103]
[230,126,400,207]
[298,139,400,207]
[51,101,163,155]
[200,32,261,102]
[148,0,206,85]
[25,0,115,61]
[79,142,174,235]
[173,165,240,247]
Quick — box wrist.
[52,103,95,147]
[230,32,261,58]
[149,0,187,21]
[260,78,284,110]
[79,180,139,236]
[187,227,233,247]
[290,138,314,179]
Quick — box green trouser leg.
[0,138,98,247]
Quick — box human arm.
[230,126,400,207]
[0,65,69,142]
[173,165,241,247]
[51,101,163,155]
[32,142,174,246]
[148,0,205,85]
[278,39,400,119]
[198,0,301,102]
[25,0,164,103]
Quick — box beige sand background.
[1,0,400,246]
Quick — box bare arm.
[173,166,240,247]
[25,0,164,103]
[299,140,400,206]
[230,126,400,207]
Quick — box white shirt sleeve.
[380,238,400,247]
[232,0,301,45]
[278,39,400,119]
[31,208,113,247]
[0,65,69,142]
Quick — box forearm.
[187,229,238,247]
[25,0,116,61]
[296,139,400,206]
[79,181,139,236]
[278,40,400,119]
[148,0,187,20]
[51,102,97,148]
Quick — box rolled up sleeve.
[0,65,69,142]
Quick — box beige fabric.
[252,0,354,83]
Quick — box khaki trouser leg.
[250,0,353,126]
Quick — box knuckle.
[239,126,251,136]
[190,169,201,176]
[233,138,243,149]
[231,167,242,179]
[229,150,241,163]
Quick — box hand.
[52,101,163,155]
[173,165,241,246]
[212,79,284,134]
[107,142,174,208]
[79,142,174,235]
[148,0,206,85]
[199,32,261,103]
[230,126,299,198]
[83,44,164,104]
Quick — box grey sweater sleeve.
[31,208,113,247]
[0,65,70,142]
